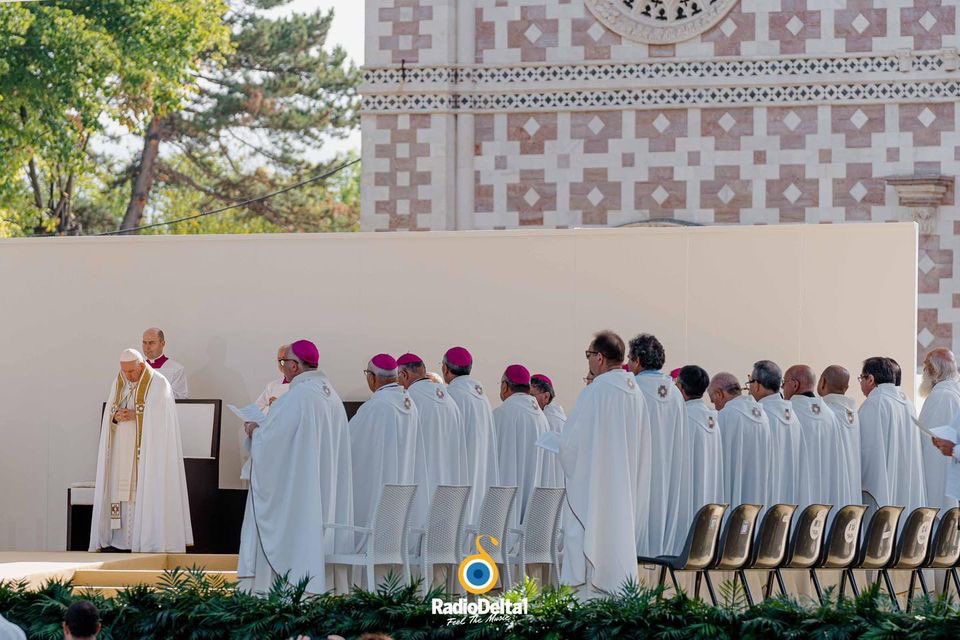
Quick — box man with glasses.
[442,346,499,524]
[238,339,345,595]
[239,344,293,483]
[560,331,651,597]
[708,371,771,508]
[628,333,690,557]
[858,356,927,518]
[748,360,802,509]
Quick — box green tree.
[0,0,231,235]
[124,0,361,234]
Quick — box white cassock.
[859,383,927,517]
[919,378,960,512]
[408,378,469,513]
[822,394,862,509]
[90,367,193,552]
[238,371,335,594]
[447,376,500,523]
[791,395,850,509]
[349,383,425,528]
[718,395,771,508]
[635,371,691,556]
[543,402,567,433]
[493,393,549,527]
[147,356,188,399]
[240,377,290,481]
[560,369,650,595]
[0,615,25,640]
[686,398,724,510]
[759,395,802,507]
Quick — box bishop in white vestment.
[398,353,469,516]
[561,332,650,596]
[709,373,771,508]
[819,366,862,507]
[918,348,960,512]
[350,354,425,530]
[142,327,188,399]
[677,366,724,510]
[493,365,549,527]
[90,349,192,553]
[858,357,927,516]
[443,347,500,523]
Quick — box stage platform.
[0,552,238,596]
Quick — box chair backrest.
[676,503,727,571]
[713,504,762,570]
[520,487,566,562]
[423,485,471,563]
[856,505,905,570]
[929,507,960,569]
[475,486,518,562]
[821,504,867,569]
[371,484,418,558]
[784,503,831,568]
[891,507,939,569]
[749,503,798,569]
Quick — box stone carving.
[585,0,741,45]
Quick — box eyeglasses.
[362,369,374,376]
[585,350,600,359]
[857,374,870,381]
[278,358,299,366]
[745,377,757,385]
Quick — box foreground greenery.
[2,569,959,639]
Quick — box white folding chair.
[505,487,565,588]
[325,484,417,591]
[409,484,471,595]
[462,486,518,588]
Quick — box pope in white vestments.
[142,327,188,399]
[493,365,549,527]
[709,373,771,508]
[350,354,425,530]
[397,353,469,515]
[677,366,724,511]
[858,358,927,517]
[443,347,500,523]
[238,340,338,595]
[561,332,650,596]
[531,373,565,488]
[90,349,192,553]
[918,349,960,512]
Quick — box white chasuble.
[919,379,960,512]
[560,370,649,595]
[686,399,724,511]
[90,368,192,552]
[240,377,291,481]
[718,395,771,508]
[822,394,862,509]
[635,371,691,557]
[447,376,500,524]
[493,393,549,527]
[238,370,337,594]
[791,395,849,509]
[759,395,803,507]
[408,378,469,513]
[543,402,567,433]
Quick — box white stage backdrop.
[0,224,917,550]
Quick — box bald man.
[142,327,188,399]
[784,365,851,510]
[919,348,960,512]
[818,366,862,507]
[709,372,770,507]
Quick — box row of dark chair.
[638,503,960,610]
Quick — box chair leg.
[694,571,703,600]
[669,568,682,597]
[847,569,860,598]
[917,569,930,597]
[906,571,916,613]
[703,571,718,606]
[367,562,375,592]
[951,568,960,601]
[775,569,787,598]
[738,570,754,607]
[658,565,667,588]
[763,571,774,600]
[811,569,824,604]
[881,570,900,611]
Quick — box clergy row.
[237,341,567,594]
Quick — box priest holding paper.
[561,331,650,596]
[238,339,345,595]
[89,349,192,553]
[919,348,960,512]
[240,344,292,482]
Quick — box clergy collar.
[281,377,290,384]
[147,354,168,368]
[290,369,323,387]
[797,391,816,398]
[637,369,662,377]
[375,382,401,393]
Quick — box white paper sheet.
[228,402,267,424]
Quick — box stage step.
[69,554,239,595]
[72,569,238,588]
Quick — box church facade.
[360,0,960,360]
